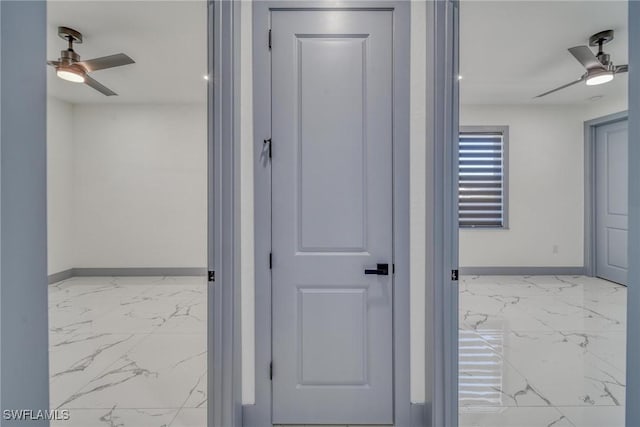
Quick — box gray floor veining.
[49,276,206,427]
[49,275,626,426]
[459,275,626,427]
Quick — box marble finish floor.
[49,275,626,427]
[49,276,207,427]
[459,275,627,427]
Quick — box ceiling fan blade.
[568,46,604,70]
[615,64,628,74]
[78,53,134,72]
[47,60,60,67]
[84,75,117,96]
[534,76,585,98]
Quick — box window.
[458,126,508,228]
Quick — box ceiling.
[48,1,627,106]
[47,0,207,104]
[460,0,628,105]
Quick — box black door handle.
[364,263,389,276]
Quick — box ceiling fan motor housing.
[60,49,81,65]
[597,52,612,68]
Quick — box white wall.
[47,97,75,274]
[459,105,586,267]
[459,100,628,268]
[583,96,628,122]
[71,104,207,268]
[48,102,207,273]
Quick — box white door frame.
[583,111,629,279]
[428,1,460,425]
[207,1,243,426]
[208,1,460,426]
[246,2,413,425]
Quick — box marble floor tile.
[49,333,150,408]
[460,275,627,427]
[86,297,202,334]
[153,298,207,335]
[57,333,206,409]
[557,406,625,427]
[459,330,553,408]
[578,330,627,373]
[459,294,555,332]
[50,275,625,426]
[499,330,625,407]
[170,408,207,427]
[518,297,625,333]
[459,407,572,427]
[181,369,207,409]
[49,277,207,426]
[49,277,144,304]
[50,407,178,427]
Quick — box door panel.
[270,10,393,425]
[596,119,628,285]
[297,35,367,251]
[298,287,368,385]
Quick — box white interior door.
[595,119,629,286]
[270,9,394,425]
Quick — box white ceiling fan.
[535,29,628,98]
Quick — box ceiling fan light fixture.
[56,66,85,83]
[535,31,628,98]
[585,69,614,86]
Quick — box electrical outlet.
[552,244,559,254]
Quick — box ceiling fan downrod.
[589,29,614,67]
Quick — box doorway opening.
[46,2,208,425]
[458,2,629,426]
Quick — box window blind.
[459,131,505,228]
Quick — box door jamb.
[207,1,243,426]
[428,1,460,426]
[245,2,411,426]
[583,110,628,278]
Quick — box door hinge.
[269,252,272,269]
[451,269,459,281]
[208,270,215,282]
[268,29,272,50]
[270,361,273,380]
[264,138,272,159]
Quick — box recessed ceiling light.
[458,75,463,80]
[203,75,210,81]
